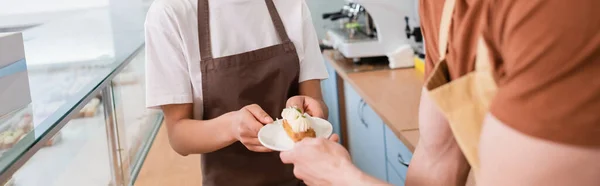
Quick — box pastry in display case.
[44,131,62,147]
[76,97,101,118]
[114,72,139,86]
[0,108,33,150]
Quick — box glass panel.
[5,94,112,186]
[0,0,152,176]
[111,48,162,184]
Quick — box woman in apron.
[145,0,330,185]
[282,0,600,185]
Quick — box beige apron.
[425,0,497,177]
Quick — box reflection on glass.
[0,0,150,177]
[0,0,155,183]
[112,48,162,184]
[8,97,111,186]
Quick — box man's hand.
[230,104,274,152]
[287,96,327,119]
[280,134,357,185]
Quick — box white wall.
[0,0,108,16]
[305,0,345,39]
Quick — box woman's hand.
[279,134,357,185]
[230,104,274,152]
[287,96,327,119]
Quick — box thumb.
[328,134,340,142]
[280,150,295,164]
[287,96,305,113]
[245,104,273,124]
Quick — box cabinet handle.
[397,153,410,167]
[357,99,368,128]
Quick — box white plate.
[258,117,333,151]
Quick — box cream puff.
[281,107,316,142]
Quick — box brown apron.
[424,0,497,179]
[197,0,302,185]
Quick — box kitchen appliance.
[322,0,423,67]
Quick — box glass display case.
[0,0,160,185]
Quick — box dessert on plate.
[280,107,316,142]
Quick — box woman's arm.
[161,104,237,156]
[161,103,274,155]
[294,79,328,118]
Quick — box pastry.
[281,107,316,142]
[78,98,101,118]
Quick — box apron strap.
[438,0,456,61]
[264,0,291,43]
[197,0,213,61]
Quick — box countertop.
[323,50,424,152]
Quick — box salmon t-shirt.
[420,0,600,147]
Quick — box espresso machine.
[322,0,423,67]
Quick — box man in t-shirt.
[280,0,600,185]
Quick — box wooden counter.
[323,50,423,152]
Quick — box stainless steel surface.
[365,13,373,36]
[103,85,124,186]
[329,28,376,43]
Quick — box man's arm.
[480,0,600,185]
[280,136,391,185]
[405,89,471,186]
[479,115,600,186]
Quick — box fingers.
[244,104,274,124]
[280,150,295,164]
[239,137,262,146]
[240,136,272,152]
[247,145,272,152]
[287,96,327,119]
[328,134,340,142]
[286,96,305,112]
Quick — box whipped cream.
[281,107,302,121]
[289,116,312,132]
[281,107,312,133]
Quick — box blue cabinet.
[321,58,342,143]
[384,125,412,180]
[387,162,406,186]
[344,81,387,181]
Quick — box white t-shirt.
[144,0,329,118]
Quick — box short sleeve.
[298,2,329,82]
[485,0,600,146]
[144,3,193,109]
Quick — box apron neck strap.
[264,0,291,43]
[197,0,292,61]
[197,0,212,61]
[438,0,456,61]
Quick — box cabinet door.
[320,58,342,143]
[387,162,406,186]
[384,125,412,179]
[344,82,387,181]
